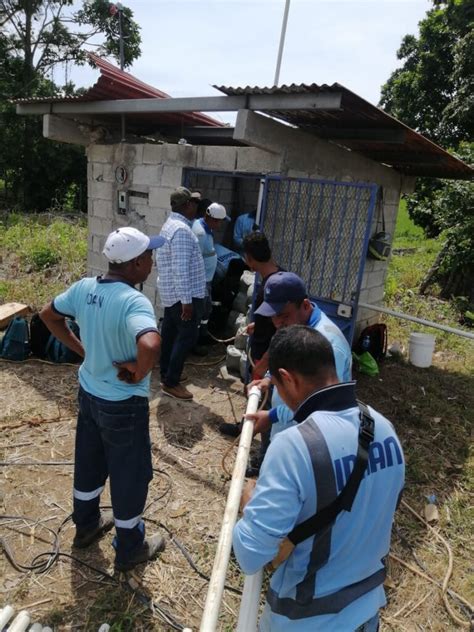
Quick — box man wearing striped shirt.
[156,186,206,400]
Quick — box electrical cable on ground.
[0,466,243,629]
[0,357,79,368]
[387,500,473,629]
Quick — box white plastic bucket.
[409,333,435,368]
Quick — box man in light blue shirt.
[234,326,404,631]
[156,186,206,400]
[40,227,166,572]
[192,202,230,345]
[248,271,352,440]
[233,210,258,253]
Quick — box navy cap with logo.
[254,271,307,317]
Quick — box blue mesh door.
[259,176,378,344]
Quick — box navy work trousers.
[160,298,204,387]
[73,387,153,565]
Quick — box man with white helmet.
[192,201,231,347]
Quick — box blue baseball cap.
[254,272,307,317]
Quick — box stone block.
[132,165,161,186]
[161,143,197,167]
[92,162,114,183]
[91,234,106,254]
[161,164,183,187]
[197,146,238,171]
[88,216,113,237]
[149,186,174,209]
[236,146,281,174]
[88,251,105,270]
[89,180,114,202]
[93,199,112,219]
[143,144,163,164]
[88,144,114,163]
[368,285,384,303]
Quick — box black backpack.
[355,324,388,361]
[45,319,82,364]
[0,317,30,361]
[30,313,52,358]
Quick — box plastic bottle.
[361,335,371,351]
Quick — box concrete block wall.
[86,142,277,315]
[86,132,407,336]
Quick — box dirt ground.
[0,348,473,631]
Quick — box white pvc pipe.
[0,605,15,628]
[236,570,264,632]
[358,302,474,340]
[9,610,31,632]
[200,386,261,632]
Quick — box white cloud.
[69,0,430,113]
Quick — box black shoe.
[219,422,242,437]
[114,534,166,572]
[73,510,114,549]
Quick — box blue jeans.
[160,298,204,386]
[355,613,379,632]
[73,387,153,565]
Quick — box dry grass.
[1,348,472,631]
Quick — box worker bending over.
[248,271,352,440]
[233,325,405,631]
[40,227,165,572]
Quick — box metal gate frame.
[258,175,378,345]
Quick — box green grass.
[0,213,87,310]
[382,200,473,374]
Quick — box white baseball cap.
[103,227,166,263]
[206,203,230,221]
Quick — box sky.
[63,0,431,125]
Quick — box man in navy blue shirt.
[234,325,404,631]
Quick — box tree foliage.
[0,1,141,211]
[380,0,474,303]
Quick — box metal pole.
[118,7,126,142]
[200,387,261,632]
[274,0,291,86]
[358,302,474,340]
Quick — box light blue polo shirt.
[192,218,217,282]
[233,384,405,631]
[270,303,353,437]
[53,277,158,400]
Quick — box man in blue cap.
[40,227,166,572]
[247,271,352,440]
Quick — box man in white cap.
[192,202,230,349]
[40,227,166,572]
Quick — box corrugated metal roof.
[215,83,473,179]
[15,53,222,128]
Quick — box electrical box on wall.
[118,190,128,215]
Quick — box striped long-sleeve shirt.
[156,212,206,307]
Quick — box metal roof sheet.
[15,54,223,128]
[215,83,473,179]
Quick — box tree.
[0,1,141,211]
[0,0,141,96]
[380,0,474,304]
